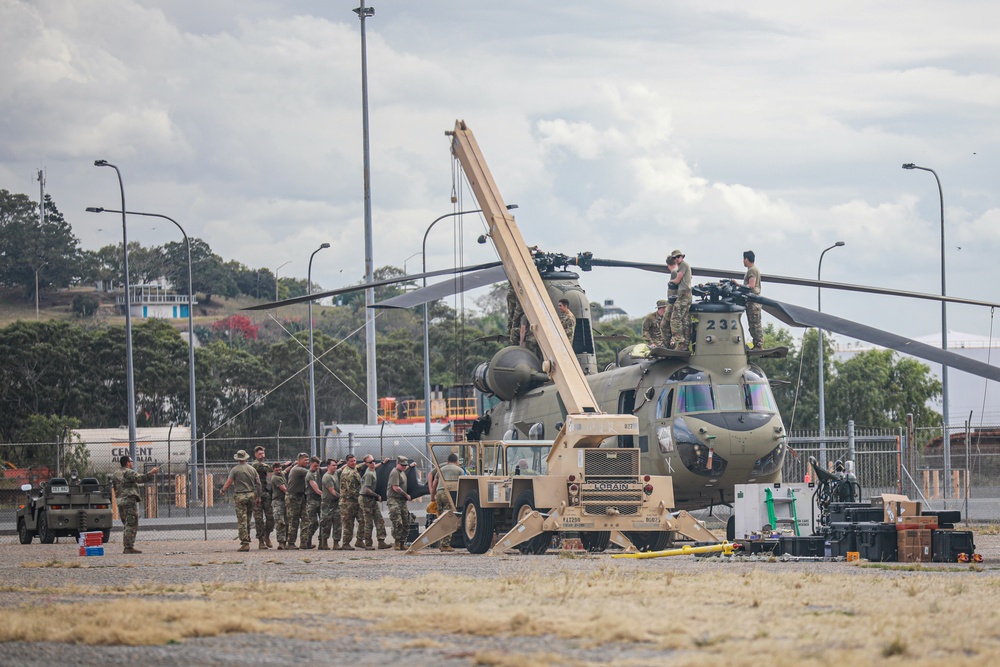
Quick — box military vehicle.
[247,120,1000,550]
[16,473,113,544]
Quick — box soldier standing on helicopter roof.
[742,250,764,349]
[668,250,693,350]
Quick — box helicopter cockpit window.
[669,367,707,383]
[716,384,744,411]
[676,384,715,413]
[745,382,776,411]
[745,366,766,382]
[655,388,674,420]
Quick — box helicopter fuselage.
[479,298,787,511]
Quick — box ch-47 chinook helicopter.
[249,120,1000,551]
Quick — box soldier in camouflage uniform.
[556,298,576,345]
[269,462,289,549]
[519,312,541,359]
[429,452,465,551]
[642,300,668,347]
[338,454,362,550]
[742,250,764,349]
[250,446,273,549]
[359,456,391,550]
[387,456,412,550]
[220,449,262,551]
[300,457,322,549]
[318,459,340,550]
[284,453,309,550]
[110,455,159,554]
[668,250,693,351]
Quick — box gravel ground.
[1,530,997,666]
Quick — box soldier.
[300,456,322,549]
[557,298,576,344]
[387,455,412,551]
[284,453,309,550]
[662,255,678,347]
[318,459,340,550]
[250,445,273,549]
[359,455,391,550]
[269,462,289,549]
[642,300,668,347]
[742,250,764,349]
[668,249,693,350]
[110,455,159,554]
[220,449,262,552]
[428,452,464,551]
[338,454,362,550]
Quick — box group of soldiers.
[223,447,417,552]
[642,249,763,351]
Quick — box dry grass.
[3,565,1000,662]
[21,560,82,569]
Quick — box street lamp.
[92,160,137,462]
[274,260,291,303]
[402,251,421,275]
[420,205,518,442]
[903,162,950,498]
[308,242,331,458]
[86,206,199,502]
[817,240,845,468]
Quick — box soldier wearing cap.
[338,454,362,550]
[250,446,273,549]
[299,456,322,549]
[667,249,693,350]
[742,250,764,349]
[428,452,465,552]
[269,462,289,549]
[284,453,309,550]
[359,455,392,550]
[642,299,669,347]
[387,455,412,550]
[220,449,262,551]
[110,455,159,554]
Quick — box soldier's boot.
[123,547,142,554]
[340,543,356,551]
[238,543,250,552]
[333,540,340,550]
[285,543,299,550]
[377,540,392,550]
[276,542,286,550]
[318,537,330,550]
[364,542,375,551]
[264,536,274,548]
[353,539,365,548]
[258,538,269,550]
[440,545,455,552]
[300,540,315,550]
[394,540,404,551]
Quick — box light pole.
[33,261,47,319]
[420,205,517,442]
[308,243,331,458]
[903,162,950,498]
[274,260,291,303]
[93,160,137,461]
[402,251,421,275]
[817,240,845,469]
[87,206,199,502]
[353,0,378,425]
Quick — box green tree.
[163,238,236,303]
[826,349,941,429]
[0,191,85,298]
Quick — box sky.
[3,1,1000,350]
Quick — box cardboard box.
[884,500,922,525]
[897,529,932,562]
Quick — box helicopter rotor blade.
[372,265,508,309]
[242,261,503,311]
[755,295,1000,383]
[590,258,1000,309]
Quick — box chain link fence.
[5,421,999,543]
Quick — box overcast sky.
[3,0,999,347]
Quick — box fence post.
[847,420,855,462]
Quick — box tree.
[163,238,236,303]
[0,190,85,298]
[826,349,941,429]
